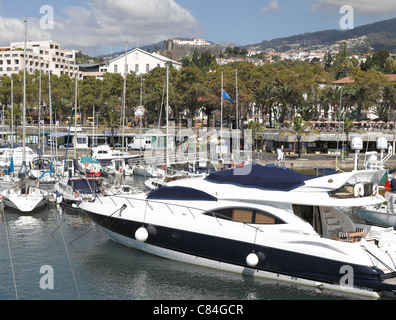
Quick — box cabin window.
[292,205,323,235]
[204,207,284,224]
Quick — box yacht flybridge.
[80,164,396,298]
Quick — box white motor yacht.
[80,163,396,298]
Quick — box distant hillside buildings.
[164,37,220,60]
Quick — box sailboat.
[2,19,48,213]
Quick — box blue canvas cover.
[204,163,315,191]
[68,178,101,193]
[147,186,218,201]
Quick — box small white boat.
[132,164,165,178]
[356,193,396,227]
[54,177,101,207]
[91,144,140,166]
[78,156,102,177]
[0,146,38,169]
[2,180,48,213]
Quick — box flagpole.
[220,71,223,152]
[235,69,239,155]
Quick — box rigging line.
[2,209,19,300]
[54,208,81,299]
[69,204,127,244]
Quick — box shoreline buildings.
[0,40,80,78]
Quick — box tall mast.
[166,65,169,170]
[22,18,27,166]
[122,40,127,152]
[73,74,78,159]
[235,69,239,154]
[38,64,41,153]
[220,71,223,156]
[11,77,13,149]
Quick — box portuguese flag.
[379,172,391,191]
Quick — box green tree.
[280,116,320,158]
[277,86,298,122]
[246,120,265,150]
[343,117,360,157]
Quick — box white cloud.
[310,0,396,15]
[0,0,201,55]
[261,0,282,13]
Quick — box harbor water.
[0,176,369,301]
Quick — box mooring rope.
[54,208,81,300]
[2,208,19,300]
[69,204,127,244]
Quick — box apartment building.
[0,40,80,78]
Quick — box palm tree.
[325,87,343,120]
[255,85,277,128]
[246,120,265,150]
[277,86,298,122]
[280,116,320,158]
[343,117,360,157]
[103,105,120,146]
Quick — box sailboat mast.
[235,69,239,154]
[166,65,169,170]
[22,18,27,165]
[73,75,78,159]
[220,71,223,149]
[38,64,41,152]
[11,77,13,149]
[122,40,127,152]
[48,70,53,162]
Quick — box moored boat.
[80,163,396,298]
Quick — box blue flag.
[223,90,233,104]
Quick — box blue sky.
[1,0,396,55]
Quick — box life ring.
[161,165,166,170]
[354,183,364,198]
[74,191,79,197]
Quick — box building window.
[114,64,118,73]
[135,64,139,73]
[146,64,150,72]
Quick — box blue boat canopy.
[68,178,101,193]
[204,163,315,191]
[147,186,218,201]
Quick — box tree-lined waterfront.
[1,48,396,132]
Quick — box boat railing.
[128,152,208,167]
[91,193,264,235]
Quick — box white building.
[107,48,181,76]
[0,40,79,78]
[173,38,211,46]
